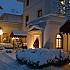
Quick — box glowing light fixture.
[60,1,65,5]
[12,37,19,40]
[0,26,3,35]
[0,30,3,35]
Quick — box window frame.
[25,15,29,26]
[38,9,42,18]
[26,0,29,6]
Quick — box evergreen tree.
[33,38,39,48]
[50,0,70,19]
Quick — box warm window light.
[12,37,15,40]
[16,37,19,39]
[0,30,3,35]
[60,1,65,5]
[12,37,19,40]
[56,33,63,49]
[56,34,61,38]
[60,9,65,14]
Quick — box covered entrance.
[28,25,44,49]
[10,30,27,49]
[60,20,70,52]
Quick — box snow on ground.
[0,48,69,70]
[0,43,69,70]
[0,43,13,48]
[0,49,29,70]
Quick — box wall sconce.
[0,26,3,35]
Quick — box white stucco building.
[0,13,23,43]
[16,0,70,51]
[0,0,69,51]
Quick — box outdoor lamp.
[0,26,3,35]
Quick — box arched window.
[56,33,63,49]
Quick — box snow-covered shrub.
[0,43,13,49]
[49,49,68,62]
[16,48,68,67]
[6,49,12,53]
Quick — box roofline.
[28,13,66,25]
[17,0,25,2]
[0,20,22,24]
[28,25,44,31]
[0,13,22,17]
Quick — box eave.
[17,0,25,2]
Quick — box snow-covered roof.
[28,13,66,24]
[28,25,44,31]
[28,13,66,29]
[10,30,27,38]
[13,30,27,35]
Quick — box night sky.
[0,0,23,16]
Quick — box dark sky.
[0,0,23,16]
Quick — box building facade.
[0,13,23,43]
[2,0,67,51]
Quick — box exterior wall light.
[0,26,3,35]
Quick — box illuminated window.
[60,0,65,5]
[56,33,63,49]
[38,10,42,17]
[69,0,70,3]
[60,9,65,14]
[69,0,70,6]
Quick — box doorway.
[33,35,39,48]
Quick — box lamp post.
[56,33,63,61]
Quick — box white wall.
[0,13,23,23]
[63,33,70,52]
[43,21,61,49]
[22,0,51,29]
[7,14,23,23]
[27,30,42,48]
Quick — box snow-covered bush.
[6,49,12,53]
[49,49,68,61]
[0,43,13,49]
[16,48,68,67]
